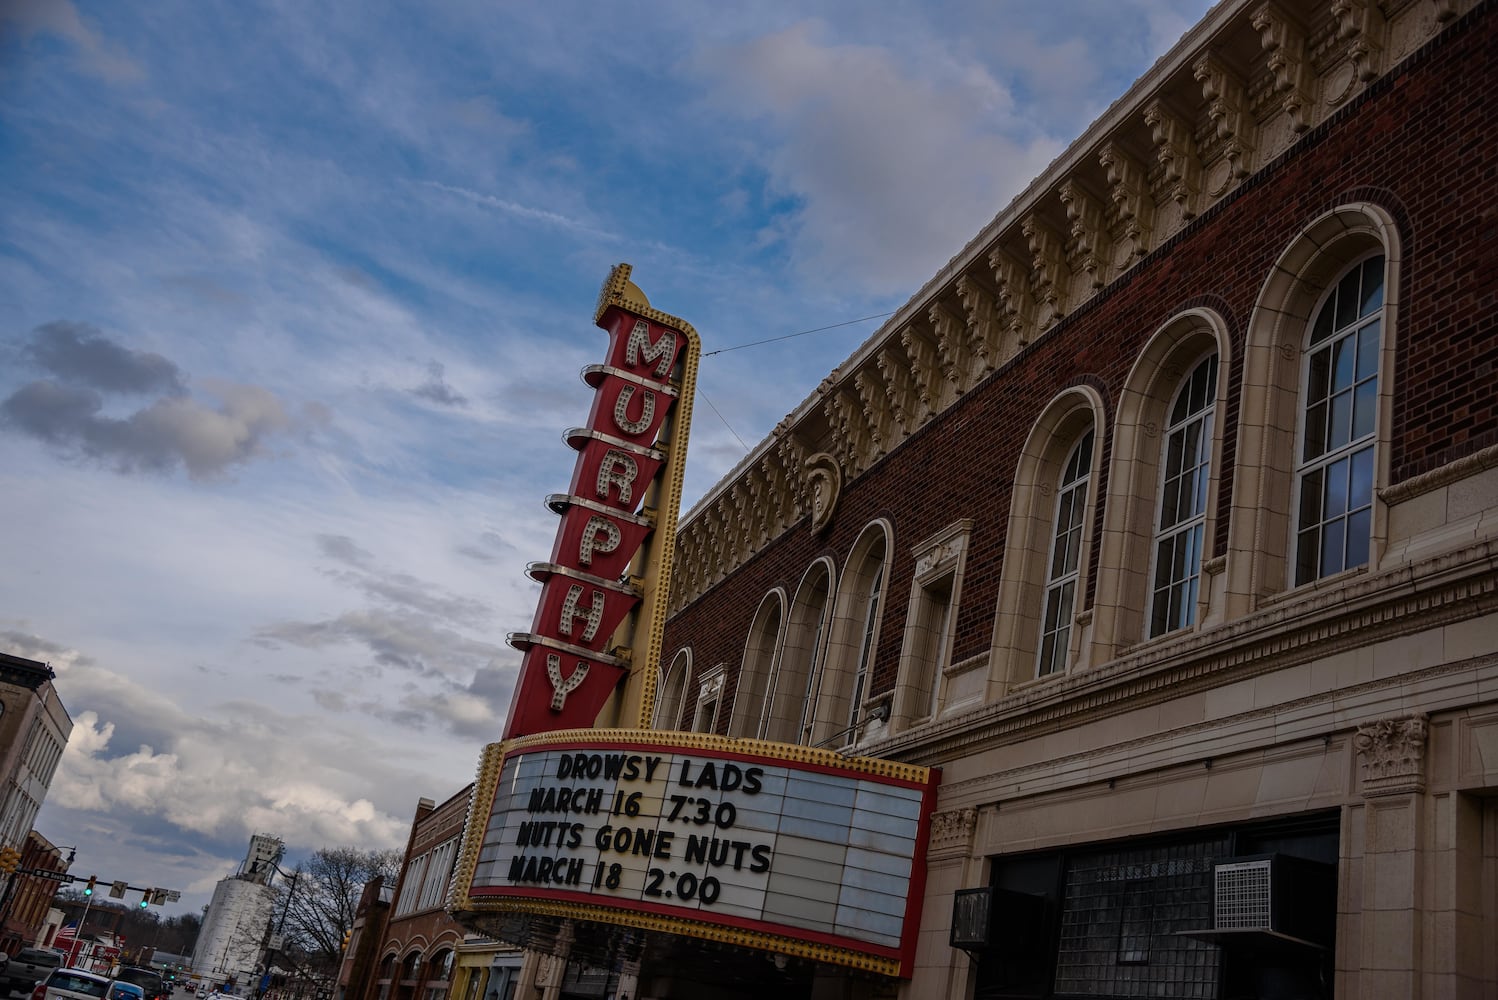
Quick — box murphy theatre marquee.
[448,266,942,987]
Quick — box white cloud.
[695,21,1063,294]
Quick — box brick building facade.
[633,1,1498,998]
[343,793,521,1000]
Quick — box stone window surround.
[891,519,975,733]
[988,387,1108,699]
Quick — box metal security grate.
[1213,859,1272,930]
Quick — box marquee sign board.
[454,732,939,978]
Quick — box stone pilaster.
[1353,715,1429,998]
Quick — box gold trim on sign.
[501,727,932,784]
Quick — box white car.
[32,969,111,1000]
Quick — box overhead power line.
[702,312,894,357]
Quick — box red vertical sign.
[503,304,687,738]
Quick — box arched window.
[1294,255,1383,585]
[1230,203,1399,613]
[728,591,784,738]
[811,521,891,747]
[990,387,1106,692]
[653,648,691,731]
[1095,311,1230,657]
[765,559,834,744]
[1039,431,1095,676]
[1149,354,1218,637]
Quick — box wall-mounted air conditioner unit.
[1180,853,1335,950]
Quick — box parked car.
[29,969,111,1000]
[1,950,64,997]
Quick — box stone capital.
[1353,714,1429,797]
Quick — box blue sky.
[0,0,1214,915]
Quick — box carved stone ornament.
[1353,714,1429,796]
[804,452,843,533]
[929,807,978,858]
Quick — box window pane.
[1297,527,1319,585]
[1350,445,1375,507]
[1306,346,1331,401]
[1332,336,1355,392]
[1360,257,1384,315]
[1330,389,1352,449]
[1299,467,1323,527]
[1310,299,1335,345]
[1321,516,1345,574]
[1356,320,1381,380]
[1062,523,1083,575]
[1304,401,1328,461]
[1324,456,1349,517]
[1159,475,1182,530]
[1353,379,1377,440]
[1336,269,1361,329]
[1346,507,1371,570]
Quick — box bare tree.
[274,848,401,975]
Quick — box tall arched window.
[765,560,834,744]
[812,521,891,747]
[1230,202,1398,614]
[1149,355,1218,637]
[653,648,690,731]
[1294,255,1383,585]
[847,559,884,732]
[728,591,784,738]
[1038,431,1095,676]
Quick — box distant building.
[0,651,73,954]
[192,836,284,989]
[342,792,519,1000]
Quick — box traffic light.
[0,846,20,873]
[340,929,352,952]
[84,875,96,895]
[140,888,153,909]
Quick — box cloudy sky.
[1,0,1213,916]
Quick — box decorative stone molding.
[899,322,944,422]
[928,806,978,859]
[1144,99,1203,221]
[1098,142,1155,267]
[876,345,918,440]
[928,300,972,394]
[804,452,843,533]
[1333,0,1386,82]
[1252,1,1317,132]
[1022,215,1070,330]
[852,368,892,467]
[1192,52,1257,193]
[1353,714,1429,796]
[987,246,1036,351]
[1059,179,1112,290]
[955,273,1003,379]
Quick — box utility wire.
[697,309,893,450]
[702,312,893,357]
[697,389,750,452]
